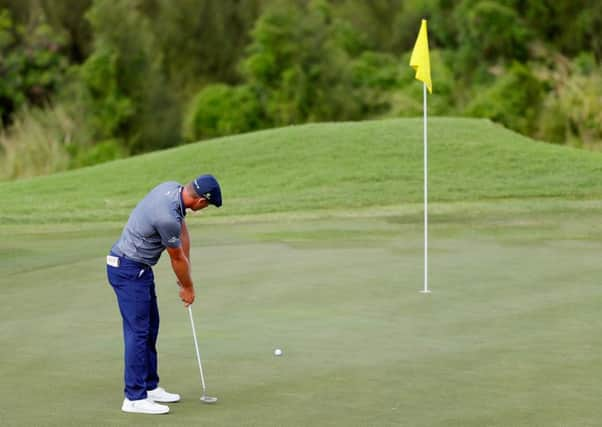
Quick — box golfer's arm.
[166,246,194,289]
[181,220,191,261]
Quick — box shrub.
[67,138,126,168]
[349,51,401,117]
[465,62,544,135]
[351,51,400,89]
[362,49,457,118]
[241,1,361,125]
[461,1,530,61]
[77,47,134,139]
[537,56,602,148]
[452,0,531,84]
[183,84,267,141]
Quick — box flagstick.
[421,82,431,294]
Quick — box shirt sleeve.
[156,218,182,248]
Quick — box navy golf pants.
[107,254,159,401]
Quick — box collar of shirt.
[179,186,187,217]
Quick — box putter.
[187,305,218,404]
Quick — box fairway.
[2,118,602,426]
[1,0,601,422]
[2,199,602,426]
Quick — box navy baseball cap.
[193,174,222,207]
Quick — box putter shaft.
[188,305,207,392]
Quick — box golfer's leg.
[113,274,152,401]
[146,278,160,390]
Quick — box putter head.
[200,394,218,404]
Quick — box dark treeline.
[0,0,601,179]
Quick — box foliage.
[77,47,134,139]
[183,84,268,141]
[465,62,544,135]
[240,0,362,125]
[537,54,602,148]
[39,0,93,62]
[457,1,531,61]
[345,49,457,118]
[399,49,457,115]
[349,51,402,117]
[512,0,602,61]
[80,0,180,153]
[2,0,602,180]
[152,0,261,92]
[330,0,436,53]
[67,138,126,168]
[449,0,531,87]
[576,2,602,62]
[0,8,68,125]
[350,51,400,89]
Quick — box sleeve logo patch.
[168,236,179,243]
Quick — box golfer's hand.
[179,285,195,307]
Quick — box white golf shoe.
[121,397,169,414]
[147,386,181,403]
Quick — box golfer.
[106,174,222,414]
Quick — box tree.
[40,0,93,63]
[0,7,68,125]
[152,0,261,92]
[241,0,361,125]
[80,0,180,152]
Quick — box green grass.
[2,118,602,224]
[2,118,602,426]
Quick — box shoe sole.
[121,406,170,415]
[121,409,170,415]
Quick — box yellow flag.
[410,19,432,94]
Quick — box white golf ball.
[274,348,283,356]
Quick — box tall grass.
[535,54,602,150]
[0,105,76,180]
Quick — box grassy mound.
[2,117,602,224]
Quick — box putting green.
[2,200,602,426]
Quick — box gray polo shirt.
[111,181,186,266]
